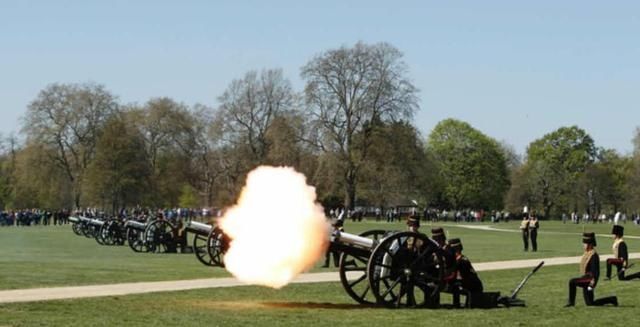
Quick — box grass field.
[1,220,639,290]
[2,221,640,326]
[1,264,638,326]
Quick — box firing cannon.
[331,230,444,308]
[185,220,228,267]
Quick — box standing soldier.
[520,213,530,251]
[529,212,540,252]
[323,219,344,268]
[564,232,618,307]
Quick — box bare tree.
[24,83,118,207]
[216,69,296,165]
[301,42,419,209]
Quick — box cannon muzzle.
[88,219,104,227]
[331,230,376,249]
[69,216,80,223]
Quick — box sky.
[1,0,639,155]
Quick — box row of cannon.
[68,216,228,262]
[68,216,533,308]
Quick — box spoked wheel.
[127,227,148,252]
[80,222,94,238]
[72,223,83,236]
[193,231,215,266]
[206,227,230,267]
[338,230,387,304]
[99,220,122,246]
[112,221,127,246]
[145,220,178,253]
[367,231,443,308]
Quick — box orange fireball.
[219,166,330,289]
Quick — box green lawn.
[1,220,639,290]
[1,264,638,326]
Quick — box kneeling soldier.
[565,232,618,307]
[448,238,484,308]
[606,225,628,280]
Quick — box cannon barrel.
[125,220,147,231]
[185,221,213,235]
[69,216,80,223]
[88,219,104,226]
[332,230,376,249]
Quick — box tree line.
[0,41,639,218]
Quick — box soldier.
[323,219,344,268]
[605,225,640,280]
[407,215,420,233]
[564,232,618,307]
[529,212,540,252]
[606,225,628,280]
[448,238,484,308]
[520,213,530,251]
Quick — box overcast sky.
[1,0,638,155]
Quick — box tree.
[524,126,596,218]
[84,115,150,213]
[301,42,419,209]
[24,83,119,207]
[578,149,630,214]
[126,98,195,206]
[426,119,510,210]
[217,69,296,165]
[357,120,436,208]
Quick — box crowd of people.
[0,209,72,226]
[0,207,219,227]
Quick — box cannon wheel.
[338,229,387,304]
[100,220,125,246]
[367,231,443,308]
[71,223,83,236]
[126,226,148,252]
[193,229,215,266]
[94,224,107,245]
[206,227,229,267]
[145,220,178,253]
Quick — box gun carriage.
[185,220,228,267]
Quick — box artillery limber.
[185,220,228,267]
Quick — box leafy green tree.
[426,119,510,210]
[84,115,150,213]
[178,184,199,208]
[524,126,596,218]
[358,120,436,208]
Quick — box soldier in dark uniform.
[448,238,484,308]
[606,225,640,280]
[565,232,618,307]
[606,225,628,280]
[407,215,420,233]
[323,219,344,267]
[528,212,540,252]
[520,213,530,251]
